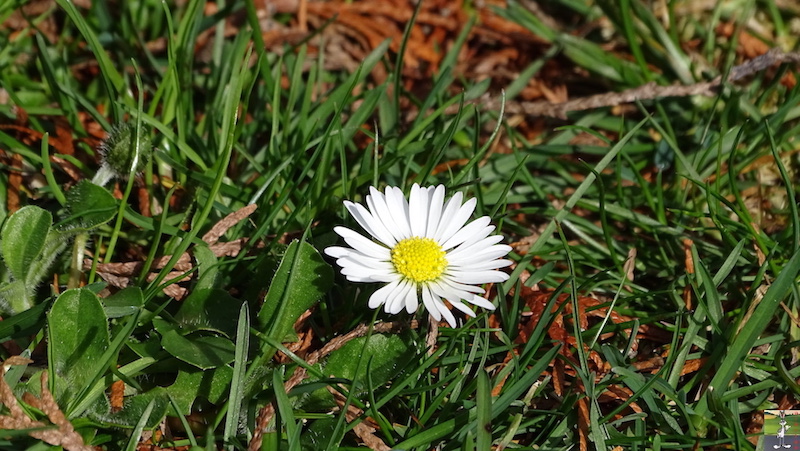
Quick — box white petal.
[467,225,497,243]
[447,236,506,260]
[331,248,388,268]
[409,184,429,237]
[344,201,396,246]
[404,286,419,313]
[429,280,477,304]
[450,225,497,251]
[334,226,391,260]
[400,281,419,314]
[342,274,374,283]
[384,186,412,239]
[448,243,511,264]
[448,269,509,284]
[438,303,457,327]
[383,280,413,314]
[433,191,464,241]
[325,246,352,259]
[369,281,400,309]
[432,192,463,241]
[339,260,394,282]
[422,286,456,327]
[367,187,404,242]
[448,258,513,271]
[466,295,496,310]
[331,250,383,266]
[333,251,394,275]
[435,195,476,243]
[425,185,446,237]
[434,278,485,295]
[447,299,477,317]
[386,280,414,314]
[439,216,491,250]
[420,286,442,322]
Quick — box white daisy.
[325,184,512,327]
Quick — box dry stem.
[0,363,92,451]
[470,48,800,119]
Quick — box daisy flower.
[325,184,512,327]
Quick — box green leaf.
[0,298,49,340]
[88,366,232,429]
[156,318,235,369]
[61,180,118,231]
[302,418,338,451]
[47,288,110,406]
[126,334,164,360]
[258,240,333,342]
[25,231,70,292]
[302,333,412,410]
[174,288,246,337]
[126,399,157,451]
[476,369,492,450]
[102,286,144,318]
[0,280,32,316]
[89,387,169,429]
[224,304,250,444]
[169,366,234,410]
[192,244,221,291]
[1,205,52,281]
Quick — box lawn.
[1,0,799,450]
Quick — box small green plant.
[0,180,116,314]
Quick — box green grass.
[1,0,799,449]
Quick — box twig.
[457,47,800,119]
[425,314,438,356]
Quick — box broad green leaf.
[163,333,235,370]
[1,205,52,281]
[89,387,169,429]
[323,333,411,383]
[169,366,233,410]
[126,335,164,360]
[61,179,118,231]
[301,418,337,450]
[174,288,246,337]
[192,244,220,291]
[89,367,231,428]
[156,318,235,369]
[67,309,143,418]
[302,333,412,410]
[25,230,70,290]
[47,288,110,406]
[0,279,32,315]
[258,240,333,342]
[102,286,144,318]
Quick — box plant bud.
[98,122,152,177]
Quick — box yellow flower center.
[391,237,447,283]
